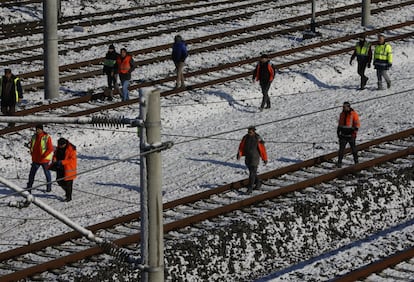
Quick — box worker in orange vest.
[337,102,360,168]
[237,126,268,194]
[49,138,77,202]
[27,124,54,193]
[253,54,275,110]
[116,48,136,101]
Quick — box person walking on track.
[49,138,77,202]
[252,54,275,110]
[27,124,54,193]
[237,126,268,194]
[350,34,372,90]
[337,102,360,168]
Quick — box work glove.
[388,63,392,68]
[236,153,240,160]
[264,160,268,165]
[349,59,353,66]
[367,64,371,68]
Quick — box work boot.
[386,81,391,89]
[336,162,342,168]
[255,181,262,189]
[247,186,253,194]
[377,82,384,90]
[360,77,368,89]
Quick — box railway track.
[335,244,414,281]
[2,0,410,71]
[0,0,218,38]
[1,22,412,135]
[0,0,311,63]
[0,128,413,280]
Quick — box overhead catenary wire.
[1,87,411,201]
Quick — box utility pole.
[43,0,59,99]
[303,0,321,39]
[141,89,164,281]
[310,0,316,33]
[140,89,149,282]
[362,0,370,27]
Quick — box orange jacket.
[254,62,275,82]
[52,142,77,181]
[116,55,133,74]
[30,132,53,163]
[238,134,268,162]
[338,109,360,138]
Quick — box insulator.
[91,116,127,128]
[100,241,136,266]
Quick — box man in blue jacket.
[172,35,188,89]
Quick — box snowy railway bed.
[1,0,311,62]
[0,21,413,137]
[0,129,413,280]
[2,0,413,91]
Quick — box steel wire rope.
[1,88,411,201]
[171,88,414,147]
[0,145,162,201]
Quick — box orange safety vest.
[116,55,132,74]
[338,110,360,138]
[30,132,53,163]
[255,62,275,82]
[238,134,268,162]
[52,143,77,181]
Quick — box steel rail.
[333,246,414,281]
[0,128,413,281]
[0,0,310,65]
[13,1,414,91]
[0,0,234,36]
[0,26,412,136]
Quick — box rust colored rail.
[333,246,414,281]
[0,23,412,137]
[0,128,413,281]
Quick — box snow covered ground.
[0,0,413,280]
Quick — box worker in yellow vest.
[373,34,392,90]
[350,35,372,90]
[27,124,54,193]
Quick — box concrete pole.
[310,0,316,33]
[43,0,59,100]
[145,89,164,281]
[139,89,149,282]
[362,0,370,27]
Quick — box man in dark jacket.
[171,35,188,89]
[237,126,268,194]
[103,44,119,100]
[1,68,23,127]
[337,102,360,168]
[253,54,275,110]
[350,35,372,90]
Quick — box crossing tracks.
[0,128,413,280]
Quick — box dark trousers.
[247,164,259,189]
[27,162,52,192]
[260,82,271,109]
[106,73,117,90]
[57,169,73,200]
[1,105,16,127]
[357,61,368,88]
[338,137,358,165]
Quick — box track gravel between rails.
[0,129,413,280]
